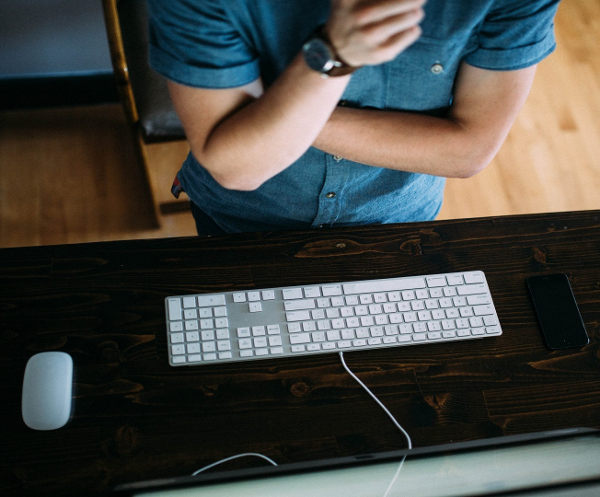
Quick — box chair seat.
[118,0,185,142]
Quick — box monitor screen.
[117,429,600,497]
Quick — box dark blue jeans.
[190,202,226,236]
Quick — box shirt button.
[430,63,444,75]
[326,192,337,199]
[333,155,343,162]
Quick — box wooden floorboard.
[0,0,598,248]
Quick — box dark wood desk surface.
[1,211,599,496]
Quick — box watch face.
[303,38,335,73]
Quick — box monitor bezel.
[112,427,599,497]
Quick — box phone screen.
[526,274,589,350]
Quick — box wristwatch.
[302,27,358,77]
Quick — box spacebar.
[343,277,426,295]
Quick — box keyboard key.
[170,321,183,332]
[467,294,491,305]
[447,274,463,286]
[254,337,268,348]
[182,296,196,308]
[464,272,485,284]
[184,309,197,319]
[322,285,343,296]
[288,322,302,333]
[187,343,201,354]
[171,344,185,355]
[247,291,261,301]
[197,294,226,307]
[198,308,212,318]
[262,290,275,300]
[290,333,310,344]
[167,298,183,320]
[286,310,311,321]
[233,292,246,303]
[283,288,303,300]
[304,286,321,298]
[214,306,228,317]
[249,302,263,313]
[252,326,266,336]
[237,327,251,338]
[427,276,447,287]
[457,284,487,296]
[185,320,199,331]
[216,329,230,339]
[284,299,316,311]
[474,305,495,316]
[203,342,216,352]
[267,324,281,335]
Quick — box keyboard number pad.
[167,295,232,365]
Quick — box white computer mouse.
[22,351,73,430]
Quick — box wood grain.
[1,211,599,496]
[0,1,599,247]
[438,0,600,219]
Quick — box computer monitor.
[113,428,600,497]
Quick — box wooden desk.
[1,211,599,497]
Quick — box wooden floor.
[1,0,598,249]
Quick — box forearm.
[314,63,538,179]
[313,106,499,178]
[197,55,349,190]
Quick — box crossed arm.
[167,0,537,191]
[169,59,536,190]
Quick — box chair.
[102,0,190,219]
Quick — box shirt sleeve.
[147,0,260,88]
[465,0,560,71]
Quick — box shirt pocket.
[385,35,466,112]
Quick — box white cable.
[339,351,413,450]
[382,456,406,497]
[192,352,412,487]
[192,452,278,476]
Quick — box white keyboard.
[164,271,502,366]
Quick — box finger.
[353,0,426,26]
[361,7,425,46]
[375,25,422,62]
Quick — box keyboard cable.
[191,352,412,479]
[339,351,412,450]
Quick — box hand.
[326,0,426,67]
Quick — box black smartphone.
[526,273,589,350]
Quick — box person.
[148,0,560,235]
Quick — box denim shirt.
[149,0,559,232]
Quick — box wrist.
[302,25,360,78]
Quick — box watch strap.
[314,26,360,77]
